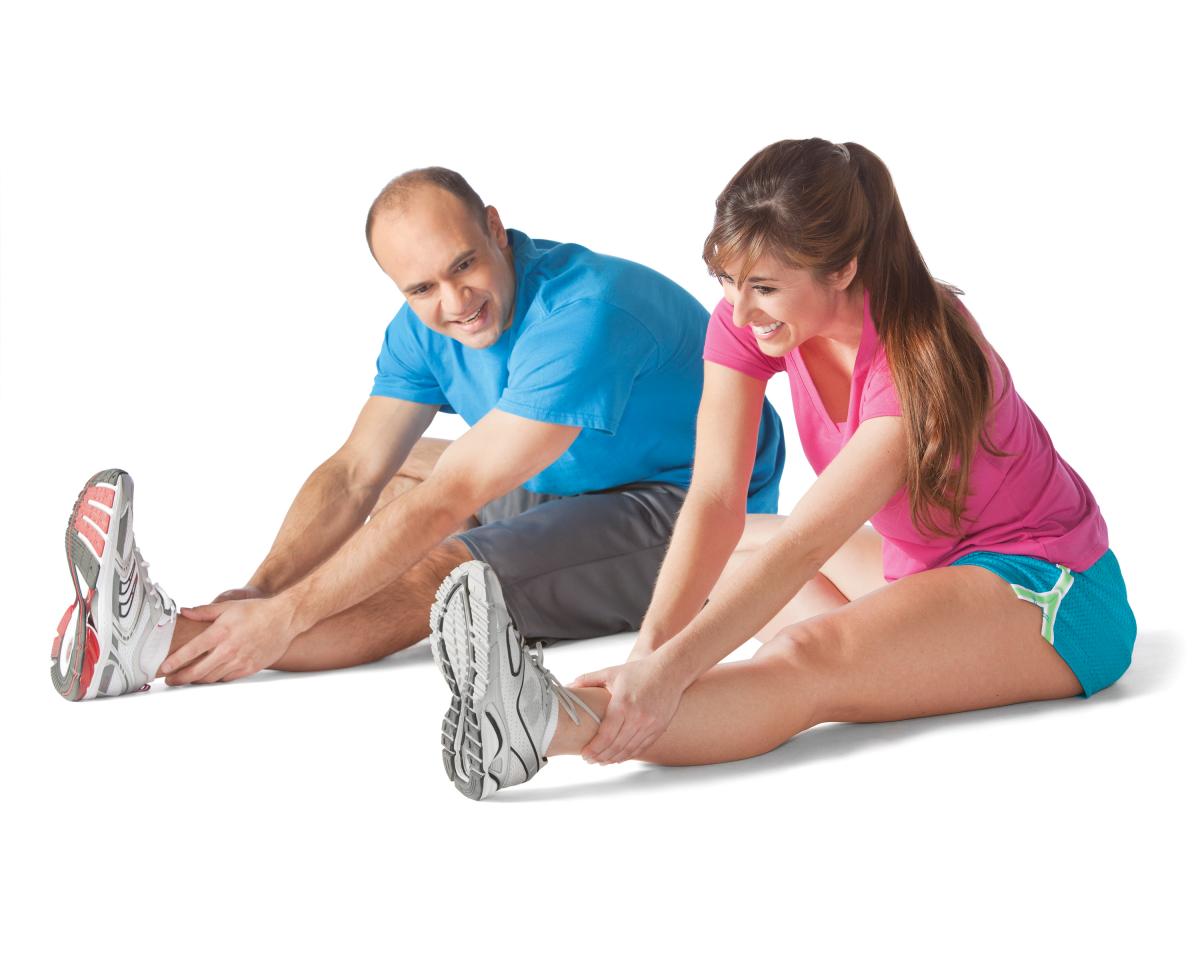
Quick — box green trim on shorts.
[949,549,1136,697]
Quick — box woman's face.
[718,252,855,357]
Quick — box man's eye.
[412,286,429,296]
[456,259,474,272]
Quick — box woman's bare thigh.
[797,563,1084,724]
[731,516,887,602]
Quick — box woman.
[430,138,1137,800]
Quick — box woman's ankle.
[547,686,610,756]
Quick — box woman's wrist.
[636,623,671,653]
[651,640,698,690]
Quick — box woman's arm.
[659,414,906,687]
[632,363,768,657]
[578,413,906,764]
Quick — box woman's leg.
[720,519,887,637]
[550,563,1082,764]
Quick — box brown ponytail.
[704,139,1009,537]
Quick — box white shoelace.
[133,547,176,618]
[530,643,601,726]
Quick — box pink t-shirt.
[702,292,1109,581]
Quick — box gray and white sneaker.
[430,560,599,800]
[50,469,177,701]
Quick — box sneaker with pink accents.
[50,469,177,701]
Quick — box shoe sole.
[430,561,503,801]
[429,568,469,783]
[50,469,132,701]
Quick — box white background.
[1,1,1195,957]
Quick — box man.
[50,167,784,701]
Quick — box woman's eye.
[753,285,775,295]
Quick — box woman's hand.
[573,655,685,764]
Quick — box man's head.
[366,168,517,348]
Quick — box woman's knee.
[752,616,849,676]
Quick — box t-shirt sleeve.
[370,310,447,406]
[702,298,785,380]
[860,352,902,420]
[496,299,657,435]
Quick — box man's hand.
[159,597,298,685]
[573,655,685,765]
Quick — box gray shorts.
[453,482,686,642]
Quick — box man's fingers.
[179,603,223,622]
[194,647,244,684]
[581,710,624,763]
[165,646,226,686]
[159,629,220,677]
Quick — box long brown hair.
[704,139,1009,538]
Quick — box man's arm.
[160,409,580,684]
[284,410,581,634]
[242,396,437,595]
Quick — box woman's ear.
[829,257,858,291]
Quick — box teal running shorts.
[949,548,1137,697]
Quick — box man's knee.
[402,437,453,480]
[409,537,473,590]
[370,473,421,519]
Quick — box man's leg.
[272,537,473,671]
[166,437,475,678]
[369,436,475,524]
[451,483,686,643]
[719,518,888,639]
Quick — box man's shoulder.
[516,234,702,328]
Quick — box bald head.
[365,167,487,257]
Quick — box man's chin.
[451,327,499,350]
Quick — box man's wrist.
[273,586,312,637]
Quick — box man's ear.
[485,205,507,247]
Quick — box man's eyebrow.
[402,249,477,295]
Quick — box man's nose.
[443,283,469,317]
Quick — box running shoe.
[430,560,599,800]
[50,469,177,701]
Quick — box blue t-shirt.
[371,229,784,511]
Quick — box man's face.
[371,186,516,348]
